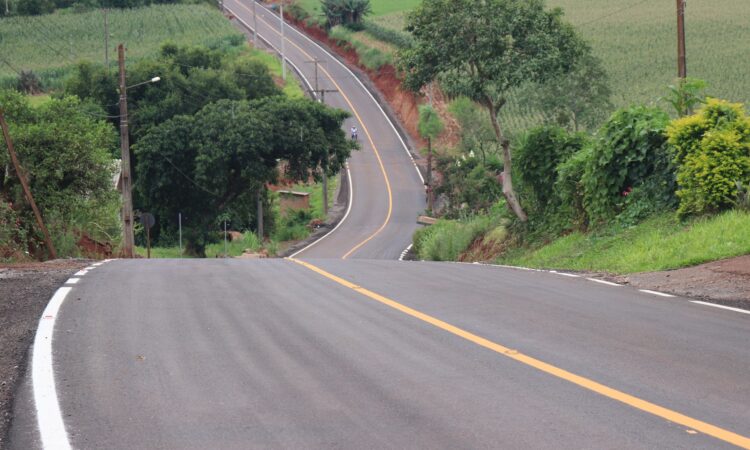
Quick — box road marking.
[32,287,73,450]
[65,278,79,285]
[231,0,414,259]
[73,269,88,276]
[398,243,413,261]
[586,278,622,287]
[289,165,354,258]
[289,257,750,449]
[639,289,675,298]
[691,301,750,315]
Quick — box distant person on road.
[351,126,358,141]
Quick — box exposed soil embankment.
[288,18,422,144]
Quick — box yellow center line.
[233,0,393,260]
[288,257,750,449]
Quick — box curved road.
[227,0,425,260]
[9,3,750,449]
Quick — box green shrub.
[413,215,493,261]
[582,106,674,224]
[666,98,750,216]
[554,145,594,230]
[516,125,587,212]
[362,20,413,48]
[0,199,27,259]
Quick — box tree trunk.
[487,103,528,222]
[427,136,433,212]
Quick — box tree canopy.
[134,98,354,255]
[399,0,586,221]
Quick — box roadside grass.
[136,177,337,258]
[498,210,750,274]
[0,4,242,90]
[246,47,305,98]
[135,230,262,258]
[296,0,420,18]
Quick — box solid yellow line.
[288,257,750,449]
[234,0,393,260]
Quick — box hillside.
[329,0,750,134]
[0,4,242,89]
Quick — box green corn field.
[0,4,243,90]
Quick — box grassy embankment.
[499,211,750,274]
[415,210,750,274]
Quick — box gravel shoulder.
[0,259,89,448]
[614,255,750,310]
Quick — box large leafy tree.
[528,53,613,132]
[0,91,119,256]
[399,0,585,221]
[134,98,353,255]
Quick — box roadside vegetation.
[1,2,353,261]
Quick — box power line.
[578,0,651,27]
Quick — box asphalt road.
[9,3,750,449]
[10,259,750,448]
[225,0,426,260]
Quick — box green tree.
[448,97,498,164]
[321,0,371,28]
[529,54,612,132]
[663,78,707,118]
[0,93,119,257]
[399,0,585,222]
[134,98,353,255]
[418,104,443,212]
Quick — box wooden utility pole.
[103,9,109,70]
[252,0,258,48]
[0,110,57,259]
[280,1,286,80]
[306,59,338,216]
[426,136,433,212]
[676,0,687,79]
[256,188,264,240]
[118,44,135,258]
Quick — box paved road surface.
[226,0,425,260]
[9,2,750,449]
[10,259,750,448]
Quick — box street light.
[117,42,161,258]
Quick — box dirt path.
[0,259,90,447]
[615,255,750,310]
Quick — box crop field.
[0,4,243,89]
[301,0,750,135]
[296,0,420,18]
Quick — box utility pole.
[252,0,258,48]
[676,0,687,79]
[0,111,57,259]
[103,9,109,70]
[256,188,264,240]
[118,44,135,258]
[5,0,9,16]
[306,59,337,215]
[280,1,286,80]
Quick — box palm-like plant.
[321,0,371,28]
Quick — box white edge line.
[398,243,413,261]
[556,272,581,278]
[65,278,79,285]
[73,270,87,277]
[33,286,73,450]
[639,289,675,298]
[289,165,354,258]
[228,7,355,260]
[241,0,426,185]
[586,278,623,287]
[690,301,750,315]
